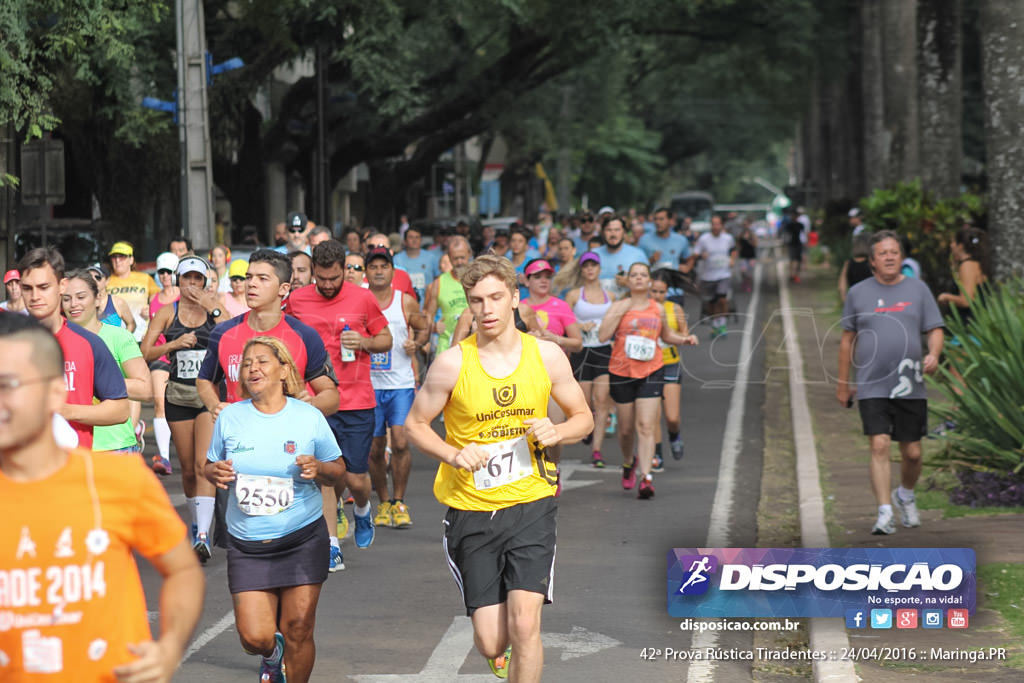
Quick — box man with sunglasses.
[275,211,313,256]
[285,239,393,571]
[570,213,598,254]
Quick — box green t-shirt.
[94,323,143,451]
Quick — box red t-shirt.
[285,282,388,411]
[55,322,129,449]
[198,312,335,403]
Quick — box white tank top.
[370,290,416,390]
[573,286,612,348]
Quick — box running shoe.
[621,462,637,490]
[190,523,198,545]
[652,454,664,473]
[354,509,375,548]
[259,632,286,682]
[717,325,728,338]
[329,545,345,572]
[591,450,605,468]
[606,413,617,435]
[871,508,896,535]
[135,419,146,452]
[193,533,212,564]
[670,437,685,461]
[391,501,413,528]
[487,645,512,679]
[336,505,350,540]
[344,494,355,505]
[151,455,173,476]
[374,501,393,528]
[582,430,593,446]
[891,489,921,528]
[638,476,655,500]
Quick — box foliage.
[946,470,1024,507]
[929,278,1024,480]
[858,180,985,292]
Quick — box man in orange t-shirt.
[0,314,203,682]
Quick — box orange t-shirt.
[0,449,186,681]
[609,300,665,379]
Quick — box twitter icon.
[870,609,892,629]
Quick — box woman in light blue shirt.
[206,335,345,683]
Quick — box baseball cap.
[597,205,615,216]
[228,259,249,279]
[287,211,308,231]
[3,269,20,284]
[849,208,861,218]
[176,255,210,280]
[86,263,110,279]
[365,247,393,265]
[156,252,179,272]
[108,241,134,257]
[579,251,601,266]
[524,259,555,276]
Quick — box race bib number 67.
[473,437,533,491]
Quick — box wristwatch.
[210,308,222,318]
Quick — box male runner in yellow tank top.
[406,255,592,682]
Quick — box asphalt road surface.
[140,259,776,682]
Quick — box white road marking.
[687,262,762,683]
[182,610,235,663]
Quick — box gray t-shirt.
[841,276,944,400]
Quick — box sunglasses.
[89,272,103,280]
[288,227,304,233]
[158,269,173,275]
[230,276,245,282]
[346,264,364,272]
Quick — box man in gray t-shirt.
[836,231,945,536]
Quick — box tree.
[918,0,962,198]
[979,0,1024,278]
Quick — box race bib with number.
[581,325,600,347]
[409,271,426,292]
[624,334,657,361]
[235,473,294,516]
[175,349,205,380]
[472,437,534,491]
[708,253,730,270]
[370,351,392,370]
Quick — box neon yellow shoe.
[487,645,511,679]
[391,501,412,528]
[373,501,393,528]
[336,504,350,539]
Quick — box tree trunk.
[918,0,962,198]
[861,0,887,191]
[979,0,1024,279]
[882,0,920,184]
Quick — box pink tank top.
[150,293,179,364]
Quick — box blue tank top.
[100,295,123,327]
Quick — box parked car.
[13,219,118,269]
[670,191,714,234]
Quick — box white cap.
[848,208,861,218]
[597,205,615,215]
[156,252,179,272]
[176,255,210,281]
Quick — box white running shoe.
[871,507,896,535]
[891,489,921,528]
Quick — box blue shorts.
[326,408,375,474]
[373,388,416,437]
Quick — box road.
[139,256,777,682]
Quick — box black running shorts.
[857,398,928,442]
[442,497,557,615]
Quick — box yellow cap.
[108,241,134,257]
[228,259,249,279]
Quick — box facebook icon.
[845,609,866,629]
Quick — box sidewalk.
[788,264,1023,681]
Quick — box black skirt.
[226,517,329,593]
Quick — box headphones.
[175,255,214,288]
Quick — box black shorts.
[571,345,611,382]
[857,398,928,442]
[609,367,665,404]
[149,359,171,373]
[662,362,681,383]
[326,408,375,474]
[788,243,804,262]
[443,497,557,615]
[226,517,329,593]
[165,400,207,423]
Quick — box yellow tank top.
[660,300,681,365]
[435,332,558,510]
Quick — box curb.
[777,260,858,683]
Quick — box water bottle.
[341,323,356,362]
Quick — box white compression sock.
[196,496,215,536]
[185,496,196,527]
[354,502,371,518]
[153,418,172,459]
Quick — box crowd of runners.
[0,206,740,682]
